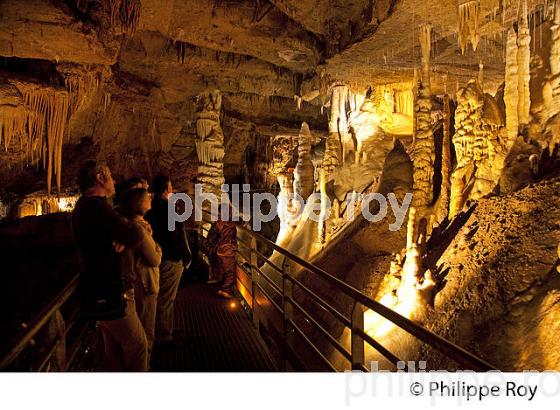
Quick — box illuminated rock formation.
[505,28,520,148]
[410,25,435,211]
[293,122,315,201]
[458,0,480,54]
[450,80,505,217]
[328,84,350,164]
[195,90,225,199]
[517,0,531,125]
[435,95,452,224]
[0,80,70,194]
[542,1,560,152]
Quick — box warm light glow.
[229,301,237,309]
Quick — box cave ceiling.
[0,0,548,129]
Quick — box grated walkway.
[151,282,275,372]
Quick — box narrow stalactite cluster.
[1,81,70,194]
[59,66,102,116]
[458,0,481,54]
[108,0,141,36]
[195,89,225,200]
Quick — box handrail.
[235,224,496,371]
[0,275,80,370]
[199,211,496,372]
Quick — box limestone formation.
[0,80,70,194]
[293,122,315,200]
[450,80,505,217]
[458,0,481,54]
[435,95,452,224]
[505,28,520,148]
[410,26,435,210]
[195,90,225,199]
[517,0,531,125]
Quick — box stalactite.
[505,28,519,148]
[328,84,352,163]
[458,0,481,54]
[0,84,27,152]
[517,0,531,124]
[394,90,414,117]
[108,0,141,36]
[1,82,69,193]
[61,68,100,115]
[419,24,432,90]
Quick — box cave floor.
[150,282,275,372]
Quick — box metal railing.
[0,275,94,371]
[199,215,496,372]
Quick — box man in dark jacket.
[72,160,147,371]
[145,175,191,343]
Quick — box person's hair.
[114,177,146,205]
[151,175,170,196]
[77,160,107,193]
[127,176,146,187]
[120,188,149,217]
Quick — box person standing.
[205,218,238,299]
[145,175,191,344]
[119,188,162,361]
[71,160,148,371]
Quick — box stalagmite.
[517,0,531,124]
[551,1,560,78]
[505,28,520,148]
[436,95,452,224]
[318,84,349,244]
[293,122,315,201]
[195,90,225,200]
[410,25,435,210]
[542,0,560,142]
[458,0,481,54]
[271,135,298,244]
[450,80,506,217]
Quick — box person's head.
[77,160,115,197]
[127,176,149,190]
[152,175,172,199]
[120,188,151,218]
[114,176,149,205]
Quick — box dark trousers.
[217,256,236,293]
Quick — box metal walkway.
[150,282,276,372]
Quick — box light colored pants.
[135,284,158,360]
[98,292,148,372]
[156,260,183,342]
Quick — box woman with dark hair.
[120,188,162,360]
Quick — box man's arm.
[96,199,142,247]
